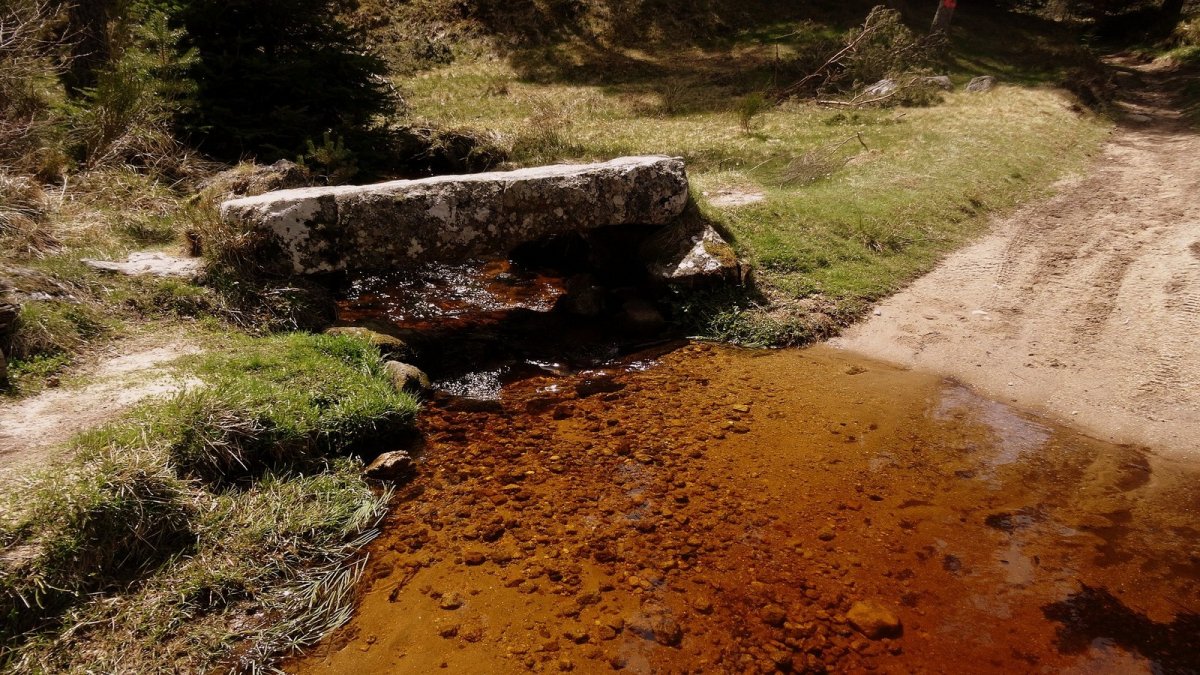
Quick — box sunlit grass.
[397,37,1109,343]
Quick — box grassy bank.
[395,10,1110,344]
[0,333,417,672]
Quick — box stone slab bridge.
[219,155,738,283]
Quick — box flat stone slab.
[220,156,690,274]
[82,252,204,279]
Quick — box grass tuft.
[0,332,415,672]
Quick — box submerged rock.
[846,601,902,639]
[626,609,683,647]
[219,156,690,275]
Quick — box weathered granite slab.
[219,156,690,274]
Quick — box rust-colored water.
[292,343,1200,674]
[338,260,566,333]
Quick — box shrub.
[736,92,771,134]
[0,0,67,177]
[68,5,197,173]
[7,300,111,362]
[0,448,195,644]
[0,172,56,255]
[178,0,400,165]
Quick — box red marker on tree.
[932,0,957,33]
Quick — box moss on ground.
[0,332,416,673]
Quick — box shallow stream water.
[292,263,1200,674]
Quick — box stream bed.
[291,263,1200,674]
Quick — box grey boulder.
[641,218,740,286]
[385,361,431,394]
[862,79,898,97]
[919,75,954,91]
[219,156,690,274]
[966,75,997,93]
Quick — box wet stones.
[438,592,465,610]
[761,604,788,627]
[846,601,902,639]
[364,451,415,481]
[626,607,684,647]
[574,375,625,398]
[384,361,431,394]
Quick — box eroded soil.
[293,344,1200,674]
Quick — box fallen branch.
[776,19,883,100]
[817,76,922,109]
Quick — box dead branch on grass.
[775,16,885,100]
[816,76,922,108]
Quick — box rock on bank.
[219,156,690,274]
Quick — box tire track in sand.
[835,57,1200,458]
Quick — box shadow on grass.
[493,3,1109,119]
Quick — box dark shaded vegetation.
[177,0,399,165]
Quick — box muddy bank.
[291,344,1200,674]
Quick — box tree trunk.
[64,0,116,94]
[1161,0,1186,23]
[931,0,956,34]
[0,303,18,389]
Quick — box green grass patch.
[0,332,416,672]
[396,16,1110,344]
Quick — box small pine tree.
[177,0,399,164]
[71,4,198,169]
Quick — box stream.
[291,259,1200,674]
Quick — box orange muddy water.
[291,342,1200,674]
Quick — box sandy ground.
[836,58,1200,458]
[0,335,200,477]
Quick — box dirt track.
[837,58,1200,458]
[0,336,199,477]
